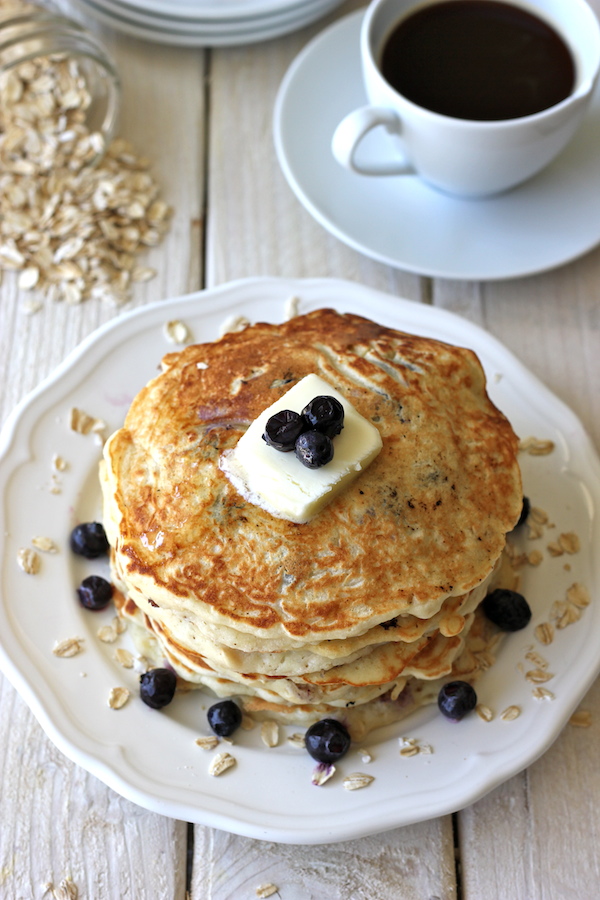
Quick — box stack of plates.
[70,0,345,46]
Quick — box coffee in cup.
[332,0,600,197]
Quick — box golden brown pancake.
[101,308,522,652]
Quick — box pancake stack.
[100,309,522,738]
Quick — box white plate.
[274,11,600,281]
[1,278,599,843]
[116,0,322,21]
[87,0,340,35]
[100,0,334,25]
[74,0,343,45]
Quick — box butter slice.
[219,374,382,523]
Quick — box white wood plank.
[192,817,457,900]
[205,0,423,301]
[434,254,600,898]
[0,16,207,897]
[0,677,188,899]
[459,680,600,900]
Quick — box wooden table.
[1,0,599,896]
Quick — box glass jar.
[0,1,120,167]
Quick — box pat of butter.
[219,373,382,523]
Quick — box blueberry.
[140,667,177,709]
[70,522,109,559]
[515,496,530,527]
[438,681,477,721]
[207,699,242,737]
[305,718,351,763]
[76,574,113,611]
[302,395,345,439]
[263,409,307,451]
[295,430,334,468]
[482,588,532,631]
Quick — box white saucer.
[274,10,600,281]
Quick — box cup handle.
[331,106,414,176]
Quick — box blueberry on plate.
[263,409,307,451]
[295,430,334,468]
[482,588,532,631]
[207,699,242,737]
[76,574,113,611]
[70,522,109,559]
[438,681,477,721]
[302,395,345,438]
[515,496,531,527]
[140,668,177,709]
[305,718,351,763]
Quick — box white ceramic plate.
[274,11,600,280]
[1,278,599,843]
[74,0,343,45]
[100,0,335,25]
[116,0,322,21]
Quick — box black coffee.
[380,0,575,120]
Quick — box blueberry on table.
[77,574,113,611]
[438,681,477,721]
[207,699,242,737]
[302,395,345,438]
[295,430,334,468]
[305,718,351,763]
[70,522,109,559]
[482,588,532,631]
[263,409,307,451]
[140,668,177,709]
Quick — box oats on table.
[569,710,592,728]
[0,52,172,309]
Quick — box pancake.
[101,308,522,736]
[101,309,521,642]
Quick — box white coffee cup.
[332,0,600,197]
